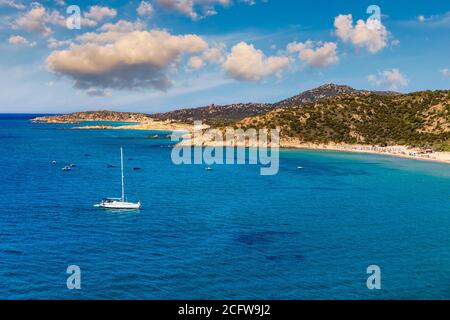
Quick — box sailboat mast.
[121,147,125,202]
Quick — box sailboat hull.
[95,201,141,209]
[94,148,141,210]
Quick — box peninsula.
[32,84,450,163]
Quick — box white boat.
[95,198,141,209]
[94,148,141,210]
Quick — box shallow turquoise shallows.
[1,114,450,299]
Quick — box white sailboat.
[94,148,141,210]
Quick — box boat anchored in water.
[94,148,141,210]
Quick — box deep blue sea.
[1,114,450,299]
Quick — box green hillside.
[237,90,450,150]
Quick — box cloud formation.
[368,68,408,90]
[0,0,25,10]
[223,41,290,81]
[14,4,56,36]
[74,20,146,45]
[287,41,338,67]
[84,6,116,21]
[47,29,208,91]
[187,43,226,70]
[82,6,117,27]
[156,0,232,20]
[8,35,36,47]
[137,1,154,17]
[47,37,72,48]
[334,14,389,53]
[413,12,450,28]
[98,20,146,33]
[86,88,111,97]
[188,56,205,69]
[14,4,116,36]
[441,68,450,77]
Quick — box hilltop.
[153,102,273,126]
[238,90,450,150]
[152,84,398,124]
[32,84,398,125]
[274,83,398,108]
[31,84,450,150]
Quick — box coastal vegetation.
[237,90,450,150]
[152,84,394,125]
[32,84,450,150]
[32,110,152,124]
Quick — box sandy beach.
[73,119,193,132]
[70,120,450,165]
[175,133,450,164]
[282,141,450,164]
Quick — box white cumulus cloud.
[334,14,389,53]
[14,4,115,36]
[188,56,205,69]
[14,4,54,36]
[82,6,117,27]
[8,35,36,47]
[47,29,208,92]
[156,0,232,20]
[187,43,226,70]
[99,20,146,33]
[287,41,338,67]
[84,6,116,22]
[202,43,226,64]
[137,1,154,17]
[223,41,290,81]
[368,68,408,90]
[75,20,146,44]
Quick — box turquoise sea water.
[1,114,450,299]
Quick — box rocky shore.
[32,110,450,164]
[32,110,192,132]
[32,110,152,124]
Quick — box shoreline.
[178,136,450,165]
[33,119,450,165]
[281,143,450,164]
[67,120,192,132]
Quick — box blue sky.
[0,0,449,113]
